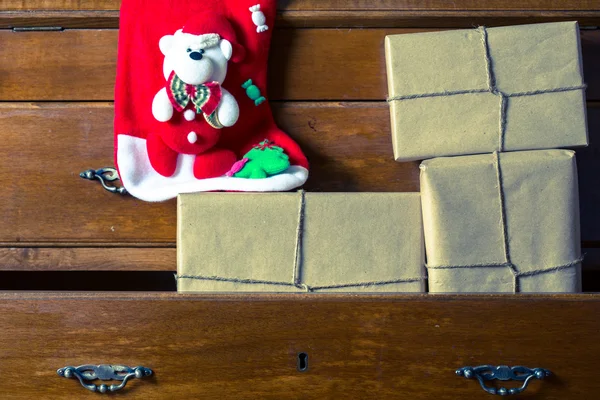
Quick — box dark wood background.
[1,1,600,291]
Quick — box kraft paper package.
[385,22,588,161]
[420,150,582,293]
[177,192,425,293]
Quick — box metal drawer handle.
[80,167,128,195]
[456,365,551,396]
[57,364,152,393]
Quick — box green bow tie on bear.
[234,140,290,179]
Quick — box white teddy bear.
[152,26,240,129]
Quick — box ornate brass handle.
[456,365,551,396]
[80,167,128,195]
[57,364,152,393]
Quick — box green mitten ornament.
[234,140,290,179]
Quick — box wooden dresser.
[1,1,600,398]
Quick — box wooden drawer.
[1,293,599,399]
[1,2,600,288]
[1,2,600,398]
[2,28,600,102]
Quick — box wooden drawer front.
[2,29,600,101]
[3,4,600,29]
[0,102,599,283]
[1,3,600,281]
[0,294,599,399]
[5,0,600,11]
[0,104,599,247]
[0,102,417,245]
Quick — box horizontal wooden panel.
[2,11,122,29]
[0,102,417,244]
[4,1,600,29]
[4,0,600,11]
[0,30,117,101]
[4,247,600,273]
[0,293,599,398]
[0,247,174,271]
[4,11,600,29]
[0,102,599,245]
[2,29,600,101]
[3,0,124,9]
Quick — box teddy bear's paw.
[215,89,240,127]
[152,88,174,122]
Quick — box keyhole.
[297,352,308,372]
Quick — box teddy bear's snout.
[189,50,204,61]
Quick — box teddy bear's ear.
[219,39,233,61]
[219,39,246,63]
[159,34,176,56]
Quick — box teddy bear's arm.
[216,88,239,127]
[152,87,174,122]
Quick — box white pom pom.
[184,110,196,121]
[249,4,261,12]
[187,131,198,144]
[256,25,268,33]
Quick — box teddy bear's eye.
[186,48,192,53]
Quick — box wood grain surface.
[1,102,598,246]
[0,102,418,244]
[5,11,600,29]
[4,0,600,11]
[2,29,600,101]
[1,1,600,293]
[0,247,175,271]
[0,293,599,399]
[2,247,600,274]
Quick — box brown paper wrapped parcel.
[385,22,588,161]
[177,192,425,293]
[421,149,582,293]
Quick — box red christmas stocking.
[114,0,309,202]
